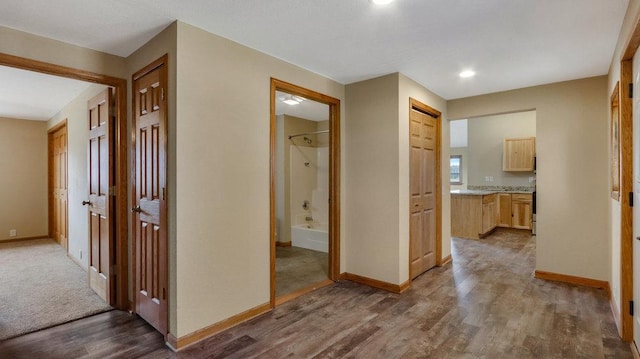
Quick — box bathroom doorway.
[270,79,340,306]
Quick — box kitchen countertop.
[451,189,534,196]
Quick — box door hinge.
[630,192,634,207]
[630,83,634,99]
[161,88,165,101]
[630,300,634,316]
[109,186,116,196]
[163,287,166,300]
[162,187,166,201]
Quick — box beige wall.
[607,0,640,327]
[174,22,345,337]
[345,73,449,285]
[48,84,108,269]
[467,111,536,187]
[0,26,126,79]
[0,117,48,241]
[450,147,468,190]
[345,73,400,284]
[448,76,609,281]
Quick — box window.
[450,155,462,185]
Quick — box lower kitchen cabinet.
[451,193,497,239]
[511,194,533,230]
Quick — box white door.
[633,47,640,346]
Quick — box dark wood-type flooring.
[0,229,631,358]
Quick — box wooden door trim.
[0,52,129,310]
[131,54,169,335]
[269,78,341,308]
[619,59,634,342]
[619,8,640,342]
[408,97,442,281]
[48,120,68,245]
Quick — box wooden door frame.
[619,9,640,343]
[0,53,129,310]
[131,54,169,334]
[408,98,442,281]
[269,78,341,307]
[48,120,68,250]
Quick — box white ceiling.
[0,65,92,121]
[450,119,468,148]
[275,91,329,122]
[0,0,629,107]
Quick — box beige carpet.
[0,238,112,340]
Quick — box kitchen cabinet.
[511,194,533,230]
[503,137,535,172]
[497,193,512,227]
[451,192,497,239]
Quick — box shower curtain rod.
[288,130,329,139]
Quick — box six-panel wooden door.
[410,107,438,279]
[133,58,168,334]
[87,88,116,304]
[50,124,68,250]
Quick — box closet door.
[409,108,437,279]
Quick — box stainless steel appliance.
[532,155,537,235]
[532,191,537,235]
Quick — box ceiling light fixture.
[282,95,304,106]
[459,70,476,78]
[371,0,394,4]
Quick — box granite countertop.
[450,189,496,195]
[450,189,534,196]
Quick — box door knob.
[131,206,142,213]
[82,200,91,206]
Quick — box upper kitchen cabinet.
[503,137,535,172]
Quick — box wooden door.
[50,124,68,249]
[410,108,438,279]
[87,88,116,304]
[133,58,168,334]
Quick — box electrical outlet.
[9,229,16,237]
[529,176,535,183]
[489,176,494,182]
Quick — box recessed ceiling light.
[371,0,394,4]
[459,70,476,78]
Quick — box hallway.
[0,229,629,358]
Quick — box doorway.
[48,121,68,251]
[270,78,340,306]
[0,53,129,309]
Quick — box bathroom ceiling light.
[371,0,394,4]
[282,95,305,105]
[283,97,299,105]
[459,70,476,78]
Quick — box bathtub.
[291,223,328,253]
